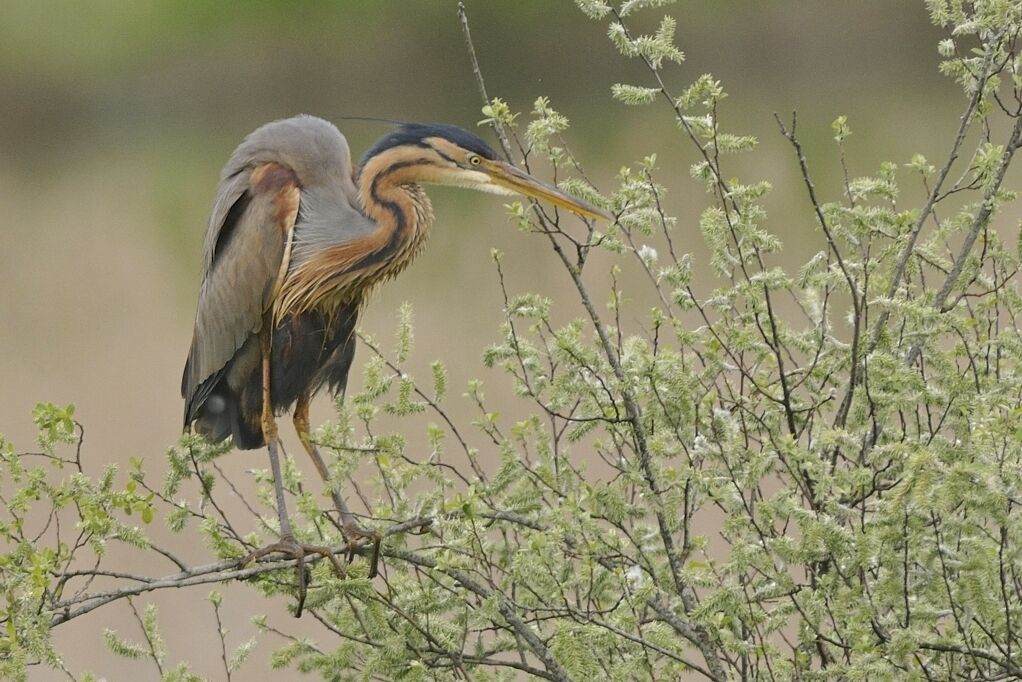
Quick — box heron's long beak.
[484,160,611,221]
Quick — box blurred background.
[0,1,961,678]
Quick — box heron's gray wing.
[182,162,301,424]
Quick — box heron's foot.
[339,520,381,579]
[241,537,346,617]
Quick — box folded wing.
[181,162,301,430]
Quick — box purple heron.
[181,115,606,598]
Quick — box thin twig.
[457,2,512,161]
[457,5,727,679]
[865,31,1004,355]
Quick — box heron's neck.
[357,147,435,241]
[274,148,434,317]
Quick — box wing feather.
[182,162,301,424]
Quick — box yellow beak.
[484,160,611,221]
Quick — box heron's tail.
[191,383,265,450]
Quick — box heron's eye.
[468,155,482,166]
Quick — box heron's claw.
[241,537,346,617]
[339,521,381,578]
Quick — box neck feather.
[357,146,437,226]
[352,145,435,279]
[276,148,438,317]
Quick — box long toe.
[339,522,381,578]
[242,539,342,617]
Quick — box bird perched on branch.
[181,114,607,603]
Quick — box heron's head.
[360,123,609,221]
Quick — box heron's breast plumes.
[274,183,433,320]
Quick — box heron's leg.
[241,326,345,617]
[259,325,293,540]
[294,394,380,577]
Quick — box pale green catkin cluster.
[4,1,1022,679]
